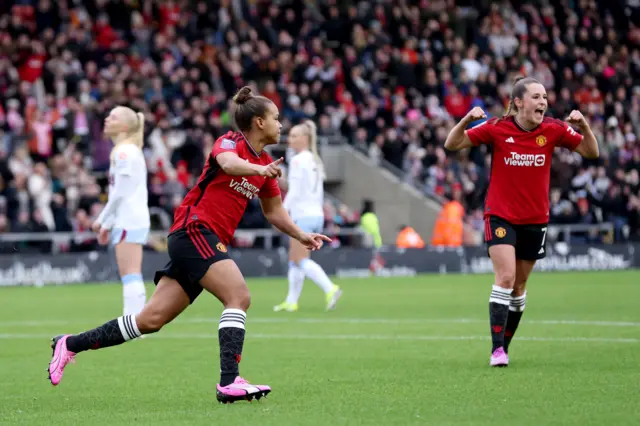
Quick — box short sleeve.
[556,122,584,151]
[465,120,494,146]
[259,177,281,199]
[113,148,135,176]
[212,136,239,158]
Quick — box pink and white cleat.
[216,376,271,403]
[489,347,509,367]
[48,335,76,386]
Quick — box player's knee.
[135,309,167,334]
[116,244,143,273]
[237,290,251,311]
[512,281,526,296]
[496,272,516,289]
[224,288,251,311]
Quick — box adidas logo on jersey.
[505,137,515,143]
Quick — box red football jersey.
[466,116,584,225]
[170,131,281,244]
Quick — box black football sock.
[66,315,142,353]
[489,285,512,353]
[504,292,526,353]
[219,309,246,387]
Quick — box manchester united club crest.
[495,227,507,238]
[216,242,227,253]
[536,135,547,147]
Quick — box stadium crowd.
[0,0,638,252]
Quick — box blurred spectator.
[431,186,464,247]
[396,225,425,249]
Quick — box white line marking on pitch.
[0,333,637,344]
[1,317,640,327]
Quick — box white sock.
[286,261,305,304]
[300,258,334,293]
[219,308,247,330]
[122,273,147,316]
[510,292,526,312]
[117,314,142,341]
[489,285,512,306]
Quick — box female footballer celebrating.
[445,76,598,367]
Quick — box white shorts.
[294,216,324,234]
[110,228,150,246]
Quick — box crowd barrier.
[0,242,635,287]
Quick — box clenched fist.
[565,110,587,129]
[465,107,487,123]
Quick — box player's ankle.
[220,373,237,387]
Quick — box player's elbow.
[263,210,280,224]
[579,144,600,159]
[266,208,290,229]
[444,135,466,151]
[579,136,600,159]
[443,137,457,151]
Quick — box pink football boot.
[48,335,76,385]
[489,347,509,367]
[216,376,271,403]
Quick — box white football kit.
[275,149,342,313]
[282,150,324,232]
[97,143,150,245]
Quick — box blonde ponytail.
[304,120,325,179]
[134,112,145,149]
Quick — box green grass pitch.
[1,271,639,425]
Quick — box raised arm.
[565,110,599,159]
[444,107,489,151]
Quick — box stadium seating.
[0,0,638,250]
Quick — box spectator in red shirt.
[444,86,470,120]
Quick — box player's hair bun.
[233,86,253,105]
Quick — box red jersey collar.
[237,131,262,158]
[511,116,540,133]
